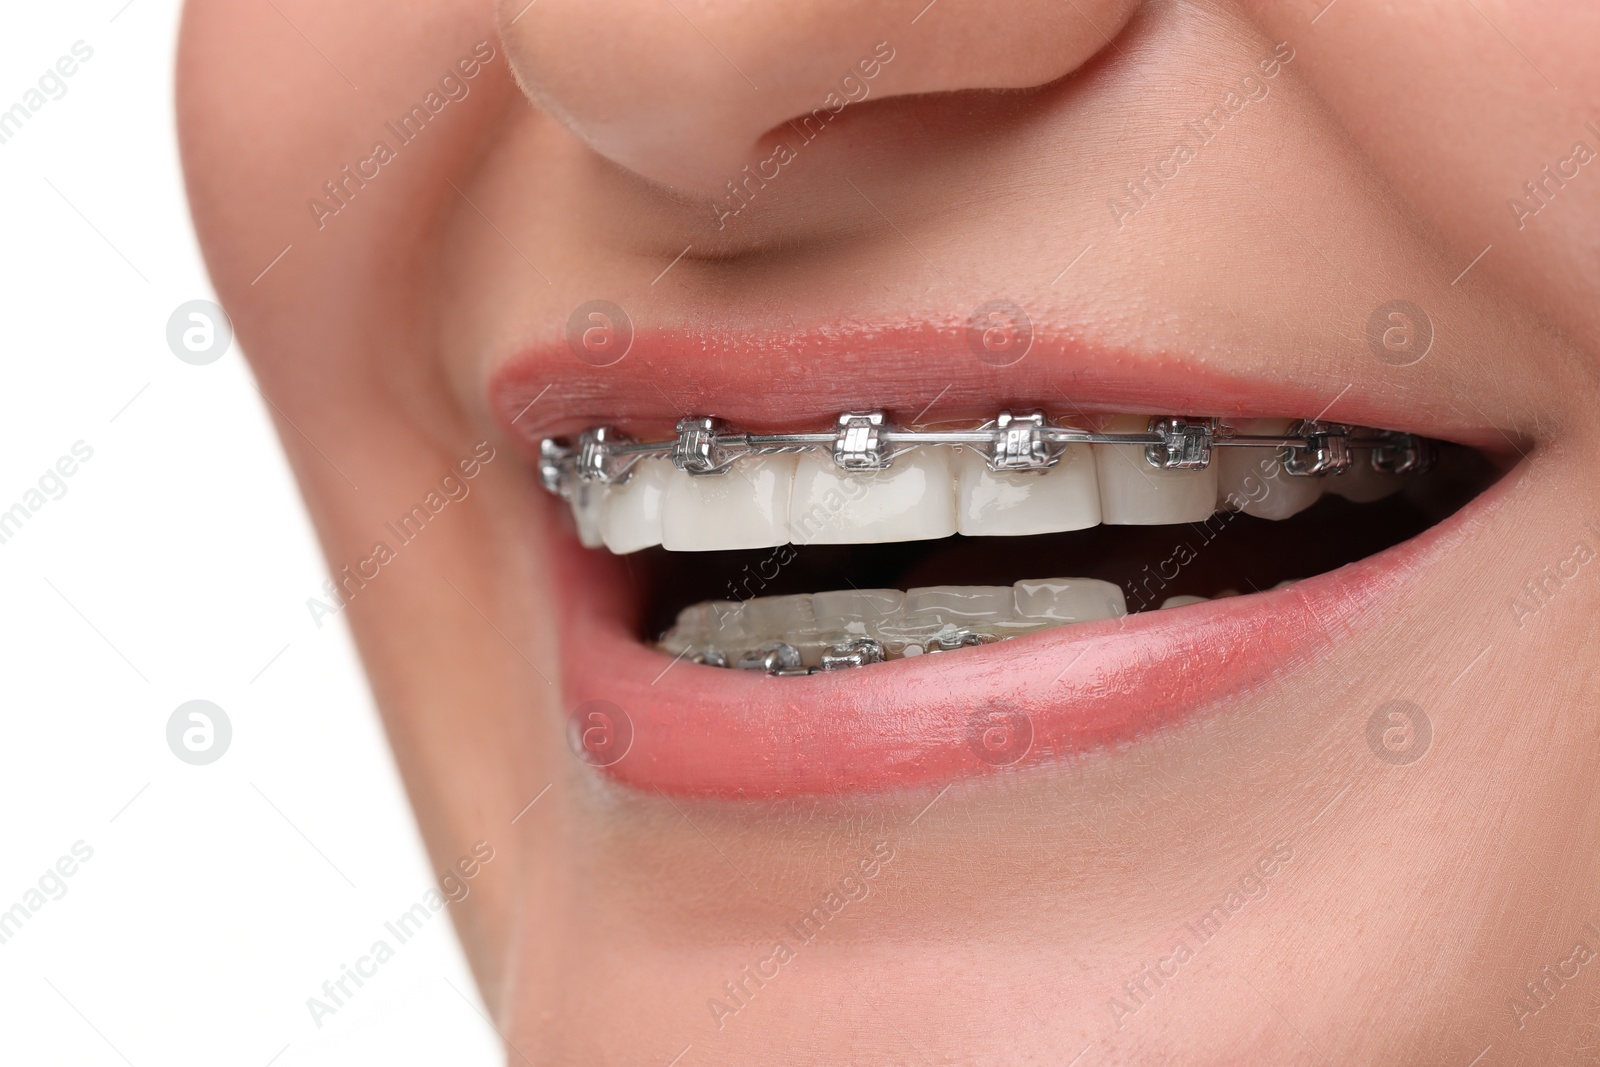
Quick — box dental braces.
[537,410,1439,498]
[685,631,998,677]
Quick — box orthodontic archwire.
[536,410,1440,499]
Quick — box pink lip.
[493,323,1507,798]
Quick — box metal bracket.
[539,439,574,498]
[1371,432,1437,475]
[577,426,639,484]
[673,416,738,476]
[820,638,886,670]
[833,412,891,472]
[988,411,1063,472]
[1283,421,1352,477]
[1145,416,1215,471]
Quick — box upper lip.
[489,322,1519,457]
[489,319,1515,798]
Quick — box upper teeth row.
[538,411,1437,498]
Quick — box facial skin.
[177,1,1600,1062]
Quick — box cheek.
[1246,2,1600,340]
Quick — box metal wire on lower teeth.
[699,634,975,676]
[537,410,1439,498]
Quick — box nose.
[498,0,1143,192]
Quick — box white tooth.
[1159,594,1210,609]
[954,445,1101,536]
[739,593,823,663]
[740,593,815,639]
[1093,415,1218,525]
[905,585,1016,622]
[571,480,606,549]
[1012,578,1127,622]
[813,588,905,637]
[661,453,796,551]
[1272,579,1299,589]
[1325,461,1403,503]
[600,457,672,554]
[676,600,750,645]
[1215,419,1324,520]
[788,449,957,545]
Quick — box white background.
[0,3,499,1063]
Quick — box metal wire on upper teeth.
[537,410,1438,498]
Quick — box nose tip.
[498,0,1144,193]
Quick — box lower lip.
[550,475,1499,798]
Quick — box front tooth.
[1324,461,1403,503]
[1093,415,1218,525]
[661,453,796,551]
[1012,578,1128,622]
[898,586,1017,652]
[741,593,816,638]
[740,593,824,664]
[1159,594,1210,609]
[1215,419,1324,520]
[905,585,1016,622]
[571,480,606,548]
[813,588,905,638]
[788,449,957,545]
[674,600,750,646]
[954,445,1100,536]
[600,457,673,554]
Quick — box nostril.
[497,0,1145,193]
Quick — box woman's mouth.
[493,325,1508,798]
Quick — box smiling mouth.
[538,408,1491,673]
[495,325,1508,797]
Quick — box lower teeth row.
[662,580,1299,674]
[661,580,1131,674]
